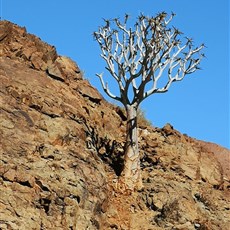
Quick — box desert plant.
[93,12,204,190]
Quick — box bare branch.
[96,73,122,101]
[94,12,205,106]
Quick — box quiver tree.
[93,12,204,190]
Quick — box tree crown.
[94,12,205,107]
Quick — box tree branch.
[96,73,122,101]
[94,12,205,106]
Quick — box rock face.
[0,21,229,230]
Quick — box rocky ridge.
[0,21,229,230]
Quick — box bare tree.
[93,12,205,190]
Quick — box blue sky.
[1,0,229,149]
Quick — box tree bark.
[121,104,143,190]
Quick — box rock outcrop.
[0,21,229,230]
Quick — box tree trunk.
[121,104,143,190]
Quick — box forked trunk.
[121,104,143,190]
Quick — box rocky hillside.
[0,21,229,230]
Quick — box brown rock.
[162,123,174,136]
[0,20,229,230]
[77,81,102,103]
[47,62,65,81]
[198,141,230,180]
[56,56,81,80]
[3,169,16,181]
[199,151,223,186]
[0,20,57,70]
[180,147,200,180]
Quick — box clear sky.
[1,0,229,149]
